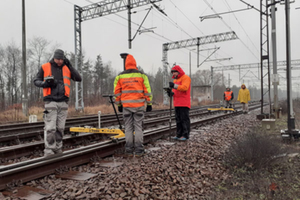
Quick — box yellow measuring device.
[207,107,235,111]
[70,127,125,140]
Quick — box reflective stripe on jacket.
[42,63,71,97]
[171,65,191,108]
[114,54,152,108]
[224,91,233,101]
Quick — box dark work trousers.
[225,100,232,108]
[175,107,190,139]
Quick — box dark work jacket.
[33,59,82,102]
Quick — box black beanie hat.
[54,49,64,59]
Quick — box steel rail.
[0,105,219,134]
[0,103,260,160]
[0,106,220,144]
[0,109,222,160]
[0,104,263,190]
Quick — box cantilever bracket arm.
[200,7,251,21]
[198,47,220,67]
[131,6,153,41]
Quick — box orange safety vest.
[224,91,233,101]
[114,55,152,108]
[42,63,71,97]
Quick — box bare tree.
[28,36,51,103]
[152,67,164,104]
[3,41,22,106]
[0,45,5,110]
[28,36,50,70]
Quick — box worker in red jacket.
[167,65,191,141]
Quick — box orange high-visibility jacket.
[114,54,152,108]
[42,63,71,97]
[224,91,233,101]
[171,65,191,109]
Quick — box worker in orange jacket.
[167,65,191,141]
[224,87,234,112]
[34,49,82,157]
[114,54,153,156]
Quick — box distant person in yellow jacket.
[237,83,251,113]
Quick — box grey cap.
[53,49,64,59]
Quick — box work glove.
[167,90,174,97]
[167,91,174,97]
[42,81,52,88]
[64,58,71,68]
[146,105,152,112]
[169,82,175,88]
[43,77,57,88]
[118,105,123,113]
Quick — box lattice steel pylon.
[260,0,271,116]
[74,0,162,111]
[162,31,238,104]
[212,59,300,83]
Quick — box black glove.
[146,105,152,112]
[43,77,57,88]
[164,88,174,97]
[42,81,52,88]
[64,58,71,68]
[167,90,174,97]
[118,105,123,112]
[169,82,175,88]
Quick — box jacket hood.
[241,84,246,88]
[171,65,185,79]
[125,54,137,70]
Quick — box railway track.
[0,103,263,190]
[0,108,225,161]
[0,103,256,161]
[0,105,219,146]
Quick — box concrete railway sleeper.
[0,103,261,161]
[0,103,263,191]
[0,102,259,147]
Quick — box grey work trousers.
[225,100,232,108]
[241,103,249,112]
[44,101,68,155]
[123,107,144,154]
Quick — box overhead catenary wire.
[203,0,259,61]
[167,0,232,64]
[74,0,240,68]
[62,0,74,5]
[151,3,231,64]
[77,0,234,66]
[168,0,205,35]
[151,6,195,39]
[223,0,260,55]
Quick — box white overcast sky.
[1,0,300,88]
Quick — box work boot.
[135,150,147,157]
[54,149,63,154]
[44,149,55,157]
[124,150,134,157]
[171,136,179,140]
[178,137,187,141]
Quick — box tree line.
[0,36,288,112]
